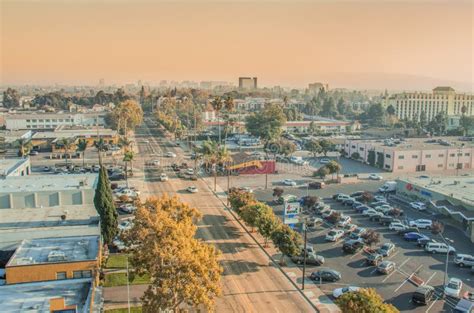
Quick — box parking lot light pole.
[302,218,307,290]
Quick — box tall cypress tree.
[94,166,118,244]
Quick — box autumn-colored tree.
[123,196,222,312]
[271,224,302,265]
[111,99,144,136]
[361,229,380,247]
[361,191,374,204]
[228,188,256,214]
[314,166,329,180]
[431,221,444,235]
[326,211,342,224]
[240,202,273,232]
[17,138,32,157]
[301,196,319,209]
[335,288,399,313]
[389,207,402,218]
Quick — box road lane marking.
[425,272,437,285]
[394,278,408,292]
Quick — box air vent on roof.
[16,257,34,265]
[48,250,67,262]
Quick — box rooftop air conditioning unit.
[48,250,67,262]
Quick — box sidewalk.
[202,177,341,313]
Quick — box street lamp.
[299,216,308,290]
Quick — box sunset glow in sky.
[1,0,473,90]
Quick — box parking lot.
[254,182,474,312]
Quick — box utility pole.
[456,143,465,176]
[302,219,308,290]
[126,257,131,313]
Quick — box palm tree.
[59,138,74,166]
[118,136,132,154]
[76,139,88,167]
[326,161,342,181]
[17,138,32,157]
[211,96,223,145]
[223,96,234,148]
[199,140,231,191]
[123,151,134,188]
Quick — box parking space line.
[425,298,438,313]
[425,272,437,285]
[382,269,397,282]
[370,266,378,275]
[388,251,399,259]
[398,257,411,269]
[394,278,408,292]
[349,250,363,259]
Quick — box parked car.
[185,168,194,175]
[336,194,351,202]
[377,261,395,274]
[410,202,427,211]
[351,201,363,209]
[306,217,323,228]
[186,186,198,193]
[319,158,330,164]
[417,237,435,248]
[337,216,352,227]
[397,227,420,235]
[109,172,125,181]
[283,179,297,186]
[366,253,383,266]
[369,173,383,180]
[342,223,357,234]
[424,242,456,254]
[373,195,386,202]
[291,253,325,266]
[454,299,474,313]
[118,219,133,231]
[454,254,474,267]
[362,208,378,216]
[308,181,325,189]
[412,285,435,305]
[322,210,336,219]
[43,166,51,172]
[404,232,429,242]
[378,243,396,257]
[444,278,463,297]
[29,150,39,156]
[350,191,365,198]
[165,151,177,158]
[119,203,137,214]
[352,227,367,237]
[355,205,370,213]
[325,229,345,242]
[160,173,169,182]
[409,219,433,229]
[342,240,365,254]
[332,286,360,299]
[310,269,341,282]
[379,216,398,226]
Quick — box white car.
[238,187,254,193]
[151,160,160,166]
[444,278,463,297]
[283,179,297,186]
[336,194,351,202]
[409,219,432,229]
[112,237,126,251]
[186,168,194,175]
[119,203,137,213]
[410,202,427,211]
[374,195,386,202]
[369,174,383,180]
[320,158,330,164]
[337,216,352,227]
[362,208,378,216]
[165,151,177,158]
[160,173,169,182]
[325,229,345,242]
[115,189,138,198]
[332,286,360,298]
[186,186,198,193]
[142,139,150,144]
[389,222,407,231]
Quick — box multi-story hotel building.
[382,87,474,122]
[344,137,473,173]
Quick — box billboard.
[284,201,300,215]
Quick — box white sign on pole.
[284,201,300,216]
[284,217,299,225]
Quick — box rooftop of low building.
[0,173,97,193]
[0,158,30,176]
[7,235,100,267]
[346,137,474,151]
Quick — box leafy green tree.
[305,139,322,158]
[326,160,342,180]
[228,188,256,214]
[123,151,134,187]
[93,166,118,244]
[3,88,20,108]
[321,97,337,118]
[318,139,333,156]
[427,111,447,135]
[351,152,360,160]
[314,166,329,180]
[240,202,273,232]
[419,111,428,129]
[335,288,399,313]
[257,212,279,247]
[76,139,88,167]
[386,105,396,116]
[271,224,302,265]
[367,150,376,166]
[336,98,346,116]
[459,115,474,136]
[245,104,286,144]
[58,138,74,166]
[376,152,384,168]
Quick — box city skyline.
[1,0,473,91]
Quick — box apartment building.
[239,77,258,89]
[4,112,106,130]
[0,157,31,177]
[344,137,474,173]
[382,86,474,122]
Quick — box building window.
[352,145,356,149]
[457,153,462,156]
[450,153,455,157]
[385,154,391,158]
[384,164,390,169]
[26,119,30,122]
[465,153,471,156]
[398,155,404,159]
[412,155,418,159]
[397,166,404,170]
[438,164,443,168]
[56,272,67,280]
[359,147,364,151]
[438,154,444,157]
[425,154,431,158]
[73,270,92,279]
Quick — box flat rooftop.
[348,137,474,151]
[32,128,117,139]
[0,278,93,312]
[7,235,100,267]
[0,158,29,176]
[0,173,97,193]
[399,175,474,206]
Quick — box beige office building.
[382,87,474,122]
[344,137,474,173]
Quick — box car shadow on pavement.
[212,241,253,255]
[198,214,242,240]
[357,267,380,278]
[347,259,368,269]
[386,292,416,311]
[403,250,426,257]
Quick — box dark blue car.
[404,232,428,242]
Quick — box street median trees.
[271,224,302,265]
[228,188,256,215]
[257,212,279,247]
[335,288,399,313]
[123,196,222,312]
[240,202,273,232]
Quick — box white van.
[424,242,456,254]
[378,181,397,193]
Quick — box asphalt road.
[133,118,318,312]
[253,183,474,313]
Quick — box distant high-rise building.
[98,78,105,87]
[239,77,258,89]
[308,82,328,94]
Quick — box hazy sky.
[1,0,473,90]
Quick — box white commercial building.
[4,112,106,130]
[0,158,31,177]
